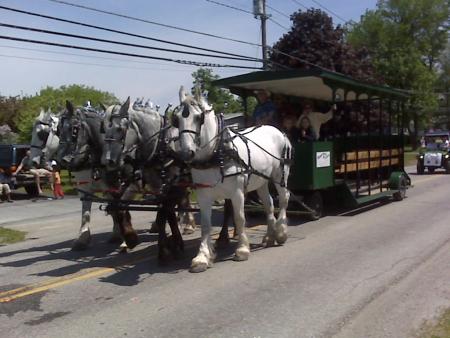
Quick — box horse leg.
[216,199,233,248]
[273,183,289,245]
[257,183,277,247]
[72,199,92,251]
[115,210,139,250]
[190,193,215,273]
[180,191,196,235]
[232,190,250,261]
[166,204,184,259]
[108,212,124,244]
[156,208,171,265]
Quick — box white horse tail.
[280,134,293,188]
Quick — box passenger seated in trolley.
[252,89,277,126]
[296,102,336,140]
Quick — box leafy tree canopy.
[347,0,449,114]
[13,84,118,142]
[269,9,378,83]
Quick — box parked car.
[0,144,50,196]
[416,131,450,174]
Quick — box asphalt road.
[0,169,449,338]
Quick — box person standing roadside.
[0,169,13,203]
[51,161,64,199]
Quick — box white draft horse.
[173,87,292,272]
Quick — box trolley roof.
[213,69,409,102]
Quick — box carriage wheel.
[24,184,39,197]
[304,191,323,221]
[393,176,407,201]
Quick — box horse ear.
[66,100,74,115]
[37,108,45,120]
[119,97,130,117]
[194,85,201,102]
[179,86,187,103]
[99,103,107,112]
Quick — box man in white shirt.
[296,103,336,140]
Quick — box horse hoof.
[262,236,275,248]
[233,247,250,261]
[276,232,288,245]
[118,246,128,254]
[124,231,139,249]
[148,222,159,234]
[183,225,195,235]
[190,262,208,273]
[71,240,89,251]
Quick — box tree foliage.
[269,9,378,83]
[191,68,255,114]
[347,0,449,115]
[14,84,119,142]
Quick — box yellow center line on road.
[0,225,267,303]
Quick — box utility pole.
[253,0,269,69]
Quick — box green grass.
[417,308,450,338]
[404,145,419,167]
[0,227,26,245]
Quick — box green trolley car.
[214,69,411,220]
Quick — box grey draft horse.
[57,101,131,251]
[30,108,60,166]
[101,98,189,262]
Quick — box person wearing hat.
[0,168,13,203]
[51,160,64,199]
[252,89,276,126]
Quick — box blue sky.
[0,0,377,105]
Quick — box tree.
[347,0,449,147]
[269,9,378,83]
[15,84,119,142]
[191,68,255,114]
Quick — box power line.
[0,22,257,62]
[47,0,261,47]
[0,53,200,72]
[310,0,347,23]
[266,4,290,19]
[291,0,309,10]
[205,0,253,15]
[0,35,262,69]
[268,18,290,31]
[0,44,194,68]
[0,5,258,61]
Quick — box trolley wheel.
[416,161,424,175]
[304,191,323,221]
[428,167,435,174]
[393,175,407,201]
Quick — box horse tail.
[279,134,293,188]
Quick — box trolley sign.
[316,151,331,168]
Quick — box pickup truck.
[0,144,51,196]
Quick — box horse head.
[30,108,59,166]
[56,100,79,167]
[173,86,214,163]
[101,97,130,171]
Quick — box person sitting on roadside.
[0,169,13,203]
[252,89,276,126]
[297,102,336,140]
[298,116,316,142]
[13,150,52,195]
